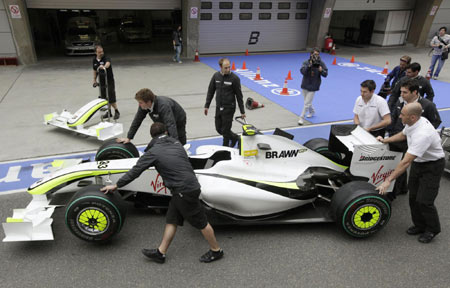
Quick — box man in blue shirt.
[378,55,411,99]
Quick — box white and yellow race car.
[2,120,403,243]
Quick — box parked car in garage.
[64,16,100,56]
[118,17,151,42]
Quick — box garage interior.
[28,8,181,60]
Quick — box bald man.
[376,102,445,243]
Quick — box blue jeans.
[173,45,181,62]
[429,54,446,77]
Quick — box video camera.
[310,54,321,67]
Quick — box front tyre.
[331,181,391,238]
[95,139,140,161]
[65,184,127,243]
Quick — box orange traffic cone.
[194,49,200,62]
[245,97,264,110]
[330,44,336,55]
[426,69,431,80]
[350,56,355,63]
[254,67,262,80]
[242,61,247,70]
[332,57,337,65]
[280,80,290,95]
[245,49,249,56]
[381,61,389,74]
[231,61,236,71]
[286,70,293,80]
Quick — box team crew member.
[92,45,120,120]
[388,62,435,111]
[353,80,391,138]
[388,79,441,197]
[376,103,445,244]
[378,55,411,98]
[118,88,187,145]
[102,123,223,263]
[204,58,246,147]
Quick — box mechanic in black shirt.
[92,45,120,120]
[204,58,246,147]
[388,79,441,198]
[388,62,435,112]
[102,123,223,263]
[117,88,187,145]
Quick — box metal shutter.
[25,0,181,10]
[199,0,311,54]
[333,0,416,11]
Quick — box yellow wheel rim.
[77,207,109,235]
[352,204,381,230]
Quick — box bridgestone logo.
[359,155,396,161]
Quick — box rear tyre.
[303,138,343,164]
[65,184,127,243]
[331,181,391,238]
[95,139,140,161]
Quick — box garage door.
[199,0,311,54]
[333,0,415,11]
[25,0,180,10]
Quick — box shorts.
[99,81,117,104]
[166,189,208,230]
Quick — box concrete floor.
[0,45,447,162]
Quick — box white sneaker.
[178,61,183,64]
[306,112,314,118]
[298,118,304,125]
[432,76,438,80]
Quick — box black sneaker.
[199,249,224,263]
[102,111,112,120]
[142,248,166,264]
[406,226,424,235]
[114,111,120,120]
[418,231,439,243]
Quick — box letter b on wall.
[248,32,260,45]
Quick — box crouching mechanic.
[101,122,223,263]
[376,103,445,244]
[117,88,187,145]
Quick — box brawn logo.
[265,149,306,159]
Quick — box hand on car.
[204,108,208,116]
[116,138,131,144]
[101,184,117,194]
[376,136,385,143]
[376,180,390,195]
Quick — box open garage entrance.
[28,8,181,60]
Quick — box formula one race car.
[2,119,404,243]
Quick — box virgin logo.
[150,173,167,194]
[371,165,394,185]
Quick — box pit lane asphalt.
[1,46,450,287]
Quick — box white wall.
[0,1,17,55]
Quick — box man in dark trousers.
[388,62,435,112]
[388,79,441,198]
[204,58,246,147]
[117,88,187,145]
[102,123,223,263]
[172,25,182,63]
[92,45,120,120]
[376,103,445,244]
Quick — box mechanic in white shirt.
[353,80,391,138]
[376,102,445,244]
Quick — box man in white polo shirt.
[353,80,391,138]
[376,102,445,243]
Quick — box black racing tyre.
[331,181,391,238]
[303,138,343,164]
[65,184,127,243]
[95,139,140,161]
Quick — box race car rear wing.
[328,124,403,188]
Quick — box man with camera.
[429,26,450,80]
[298,48,328,125]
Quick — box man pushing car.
[101,122,223,263]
